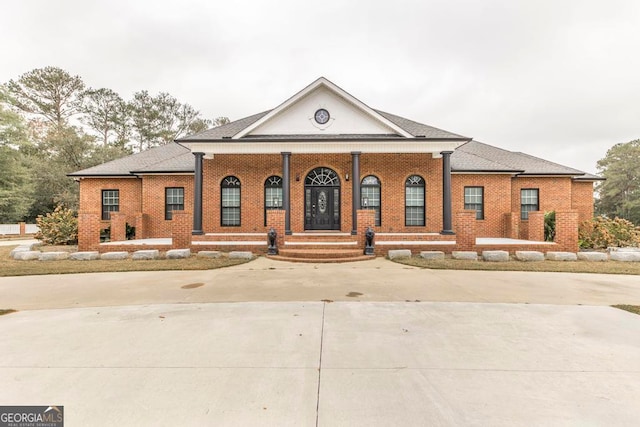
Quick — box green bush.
[35,204,78,245]
[544,211,556,242]
[100,224,136,242]
[578,216,640,249]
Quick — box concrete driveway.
[1,257,640,426]
[2,257,640,310]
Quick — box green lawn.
[612,305,640,315]
[394,256,640,275]
[1,245,251,277]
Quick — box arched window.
[361,175,381,226]
[264,175,283,226]
[405,175,425,226]
[221,176,241,226]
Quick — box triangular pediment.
[234,77,413,139]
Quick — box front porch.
[95,234,558,257]
[80,208,578,261]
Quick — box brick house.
[70,78,601,258]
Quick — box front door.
[304,167,341,230]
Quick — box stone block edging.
[514,251,545,262]
[452,251,478,260]
[482,251,510,262]
[419,251,445,260]
[388,249,412,260]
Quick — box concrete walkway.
[2,257,640,425]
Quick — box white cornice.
[180,140,463,155]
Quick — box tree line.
[0,66,228,222]
[1,66,638,226]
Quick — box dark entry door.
[305,186,340,230]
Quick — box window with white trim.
[264,176,283,226]
[464,186,484,220]
[221,176,241,226]
[521,188,539,220]
[361,175,381,226]
[165,187,184,220]
[405,175,425,226]
[102,189,119,220]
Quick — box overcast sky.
[3,0,640,174]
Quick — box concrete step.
[274,248,370,262]
[287,233,355,243]
[268,254,376,263]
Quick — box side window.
[165,187,184,220]
[221,176,241,226]
[405,175,425,226]
[102,189,119,220]
[464,187,484,220]
[264,176,283,226]
[361,175,381,226]
[521,188,539,220]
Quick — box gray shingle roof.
[452,141,589,176]
[69,143,192,176]
[176,111,269,141]
[374,110,468,139]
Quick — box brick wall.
[555,210,579,252]
[455,210,477,251]
[171,211,192,249]
[266,209,286,251]
[142,175,194,237]
[452,174,512,237]
[77,212,101,251]
[571,181,596,223]
[357,209,376,250]
[527,211,545,241]
[79,177,142,233]
[77,156,596,241]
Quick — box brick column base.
[78,212,101,251]
[527,211,544,241]
[555,210,579,252]
[110,212,127,242]
[135,213,149,239]
[172,211,192,249]
[505,213,519,239]
[267,210,286,251]
[357,209,376,250]
[455,210,477,251]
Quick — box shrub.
[100,226,111,242]
[578,216,640,249]
[544,211,556,242]
[35,204,78,245]
[126,223,136,240]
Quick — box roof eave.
[67,174,138,178]
[452,169,523,174]
[177,137,472,143]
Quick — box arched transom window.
[305,167,340,186]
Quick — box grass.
[612,305,640,315]
[1,245,251,277]
[0,309,17,316]
[394,256,640,275]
